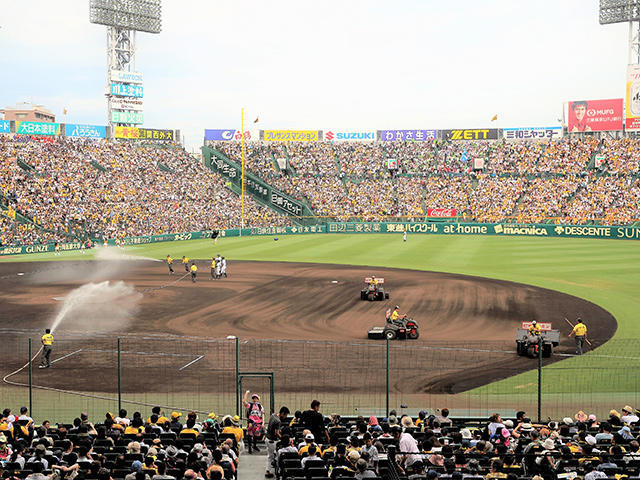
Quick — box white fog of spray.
[50,280,142,333]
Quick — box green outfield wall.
[2,222,640,256]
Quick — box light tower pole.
[90,0,162,136]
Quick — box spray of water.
[50,280,142,333]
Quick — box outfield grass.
[3,233,640,416]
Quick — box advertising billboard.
[323,130,376,141]
[427,208,457,218]
[0,120,10,134]
[567,98,623,132]
[115,127,174,140]
[626,66,640,131]
[263,130,319,141]
[110,97,144,111]
[16,121,60,136]
[205,129,237,141]
[110,70,144,84]
[65,123,107,138]
[503,127,563,141]
[111,111,144,124]
[110,83,144,98]
[379,129,437,141]
[441,129,499,140]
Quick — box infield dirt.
[0,259,616,396]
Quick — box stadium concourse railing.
[2,220,640,256]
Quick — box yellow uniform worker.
[569,318,588,355]
[182,256,189,272]
[166,255,174,274]
[40,329,53,369]
[190,263,198,283]
[528,322,541,336]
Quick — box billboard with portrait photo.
[567,99,623,133]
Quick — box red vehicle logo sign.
[521,321,552,331]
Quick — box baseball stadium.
[3,1,640,479]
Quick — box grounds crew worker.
[528,320,541,336]
[568,317,587,355]
[190,262,198,283]
[166,255,174,274]
[182,256,189,272]
[39,329,53,369]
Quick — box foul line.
[179,355,204,371]
[50,349,83,365]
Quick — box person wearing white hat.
[243,391,265,454]
[621,406,639,425]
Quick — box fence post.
[386,337,390,418]
[28,338,33,418]
[537,341,542,423]
[235,336,240,417]
[117,338,122,412]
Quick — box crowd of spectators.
[3,402,640,480]
[3,134,640,247]
[0,136,289,246]
[213,137,640,226]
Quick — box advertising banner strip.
[111,111,144,124]
[110,83,144,98]
[323,130,376,141]
[626,65,640,131]
[110,98,144,111]
[65,123,107,138]
[115,127,174,140]
[503,127,562,141]
[0,120,10,134]
[263,130,319,142]
[16,121,60,136]
[109,69,144,84]
[379,129,437,141]
[441,129,499,140]
[3,222,640,255]
[567,98,623,133]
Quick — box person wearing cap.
[298,433,319,456]
[354,457,377,479]
[39,329,54,369]
[390,306,406,325]
[621,406,639,425]
[169,411,182,430]
[243,390,265,454]
[568,318,588,355]
[0,433,11,462]
[190,262,198,282]
[528,320,541,336]
[181,256,189,272]
[221,415,244,450]
[166,255,174,274]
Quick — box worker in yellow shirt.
[166,255,174,274]
[182,256,189,272]
[210,257,216,280]
[568,318,588,355]
[39,329,53,369]
[190,263,198,283]
[528,320,541,336]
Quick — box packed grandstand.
[1,134,640,247]
[1,404,640,480]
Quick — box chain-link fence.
[0,329,637,424]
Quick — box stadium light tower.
[600,0,640,64]
[90,0,162,134]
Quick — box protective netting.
[0,329,636,423]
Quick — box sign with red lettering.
[521,321,552,331]
[427,208,457,218]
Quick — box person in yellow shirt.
[182,256,189,272]
[222,415,244,449]
[39,329,53,369]
[210,257,216,281]
[568,318,588,355]
[166,255,174,274]
[190,263,198,283]
[528,320,541,336]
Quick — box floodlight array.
[600,0,640,24]
[90,0,161,33]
